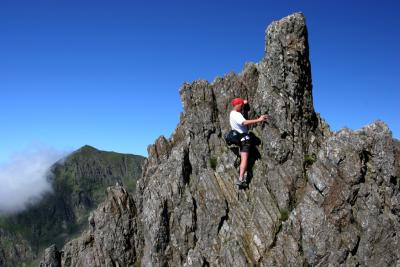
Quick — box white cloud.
[0,146,69,214]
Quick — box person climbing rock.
[230,98,267,187]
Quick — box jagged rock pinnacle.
[42,13,400,267]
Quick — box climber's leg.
[239,133,251,181]
[239,152,248,181]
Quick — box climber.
[230,98,267,187]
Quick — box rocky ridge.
[42,13,400,267]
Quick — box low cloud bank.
[0,147,68,215]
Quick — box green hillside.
[0,145,145,266]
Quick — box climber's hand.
[258,115,267,122]
[243,99,248,105]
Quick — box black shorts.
[239,133,251,153]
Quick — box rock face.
[41,245,61,267]
[137,12,318,266]
[43,12,400,266]
[51,186,141,267]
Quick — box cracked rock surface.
[41,186,141,267]
[42,12,400,267]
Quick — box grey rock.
[43,12,400,267]
[137,12,321,266]
[41,185,141,267]
[40,245,61,267]
[137,12,400,266]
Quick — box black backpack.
[224,130,242,146]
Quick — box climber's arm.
[242,115,267,126]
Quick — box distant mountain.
[0,145,145,266]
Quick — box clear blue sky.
[0,0,399,162]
